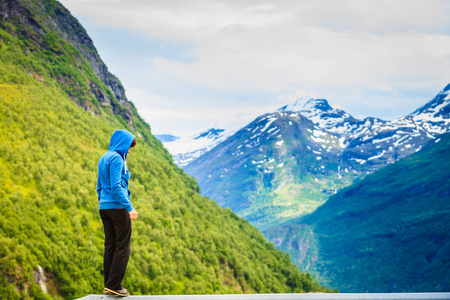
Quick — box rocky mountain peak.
[278,97,333,113]
[194,128,225,140]
[0,0,134,127]
[409,84,450,121]
[304,98,334,112]
[279,97,368,138]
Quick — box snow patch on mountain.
[163,127,235,166]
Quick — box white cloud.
[152,27,450,92]
[59,0,450,133]
[61,0,450,37]
[127,88,278,135]
[62,0,450,92]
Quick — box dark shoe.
[104,287,130,297]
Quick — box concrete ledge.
[75,293,450,300]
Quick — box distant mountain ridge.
[180,84,450,230]
[278,97,383,140]
[341,84,450,169]
[169,84,450,173]
[163,127,235,166]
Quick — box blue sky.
[59,0,450,136]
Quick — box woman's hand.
[129,209,138,220]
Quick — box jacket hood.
[108,129,135,157]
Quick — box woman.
[96,129,138,297]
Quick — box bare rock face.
[46,3,130,105]
[0,0,135,127]
[32,265,47,293]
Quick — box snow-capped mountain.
[167,85,450,170]
[163,127,235,166]
[410,83,450,121]
[180,84,450,230]
[278,97,385,140]
[274,87,450,168]
[183,110,349,229]
[343,84,450,167]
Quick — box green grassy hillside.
[269,133,450,292]
[0,0,331,298]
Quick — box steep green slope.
[266,133,450,292]
[0,0,331,299]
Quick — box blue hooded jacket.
[97,129,135,212]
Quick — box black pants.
[100,209,131,290]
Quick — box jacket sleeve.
[96,174,102,201]
[109,155,134,212]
